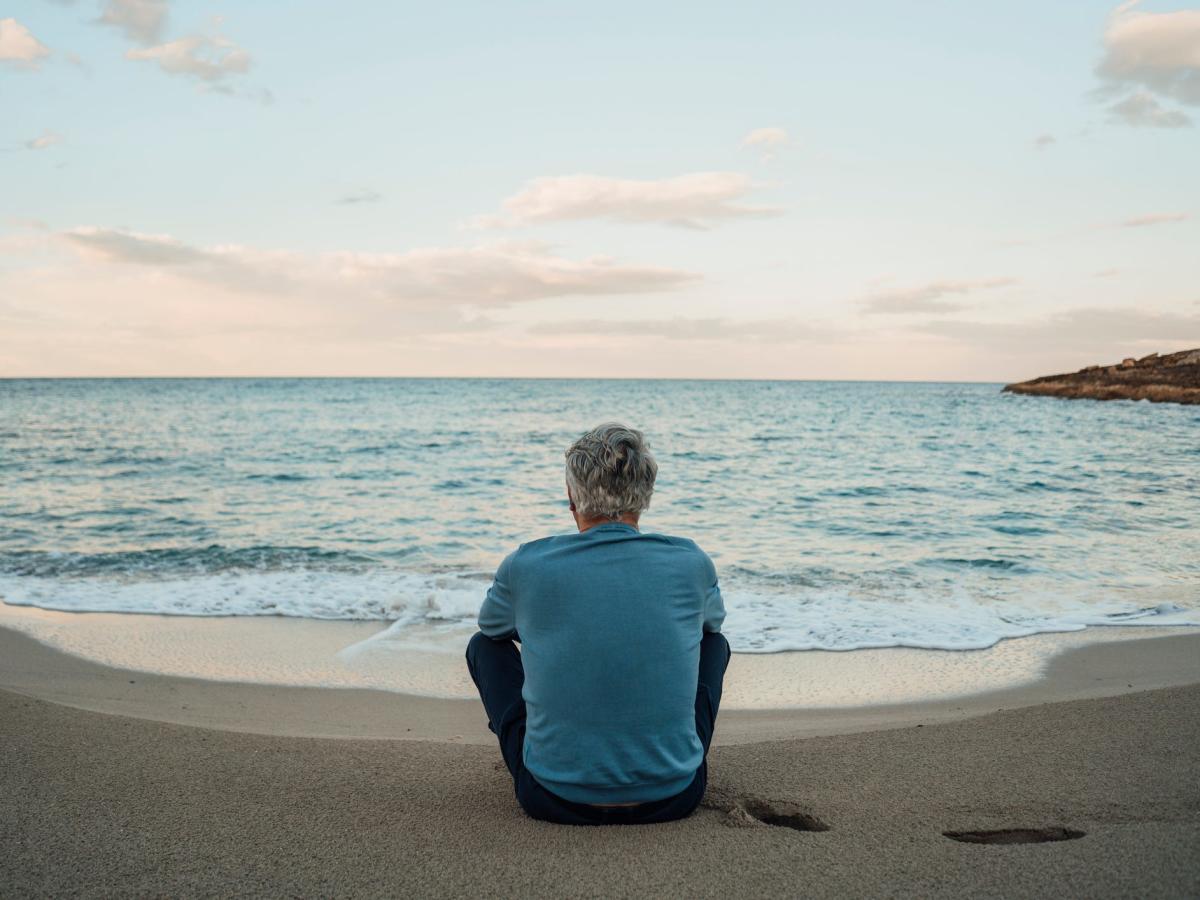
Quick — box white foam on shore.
[0,570,484,625]
[0,570,1195,654]
[1,599,1195,709]
[721,587,1199,651]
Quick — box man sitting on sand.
[465,422,730,825]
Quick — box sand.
[2,629,1199,897]
[2,625,1199,743]
[7,601,1194,710]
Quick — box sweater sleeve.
[701,552,726,634]
[478,548,519,639]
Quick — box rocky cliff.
[1003,348,1200,405]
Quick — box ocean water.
[1,378,1197,653]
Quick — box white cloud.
[98,0,167,45]
[1121,212,1189,227]
[1033,133,1056,150]
[859,278,1018,315]
[0,227,700,374]
[1099,3,1200,102]
[25,131,64,151]
[98,3,257,94]
[0,18,51,68]
[741,127,789,161]
[59,227,699,307]
[1097,2,1200,126]
[64,228,209,266]
[473,172,782,230]
[530,316,827,343]
[126,32,250,83]
[1108,91,1191,127]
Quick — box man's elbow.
[478,621,518,641]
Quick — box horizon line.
[0,375,1012,385]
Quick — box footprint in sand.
[719,797,830,832]
[943,827,1085,845]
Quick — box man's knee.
[702,630,731,664]
[465,630,490,666]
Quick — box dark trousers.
[465,630,731,826]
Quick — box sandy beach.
[3,627,1199,897]
[8,0,1200,893]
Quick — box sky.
[2,0,1198,380]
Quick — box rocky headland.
[1003,348,1200,405]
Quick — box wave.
[719,589,1198,652]
[0,546,381,579]
[1,565,1194,653]
[0,567,487,624]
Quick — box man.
[465,422,730,826]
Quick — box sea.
[1,378,1198,657]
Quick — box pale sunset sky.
[2,0,1198,380]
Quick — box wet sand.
[2,629,1199,896]
[1,626,1199,743]
[6,600,1194,710]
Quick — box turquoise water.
[1,378,1197,651]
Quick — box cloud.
[25,131,64,151]
[1121,212,1189,227]
[473,172,782,230]
[1033,133,1056,150]
[0,18,51,68]
[98,3,258,94]
[339,189,383,205]
[916,306,1200,349]
[741,127,789,161]
[98,0,167,45]
[59,227,699,307]
[530,316,827,343]
[126,32,250,83]
[859,278,1018,315]
[1107,91,1191,127]
[64,228,209,267]
[1096,2,1200,126]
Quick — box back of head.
[565,422,658,521]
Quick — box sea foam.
[1,568,1194,653]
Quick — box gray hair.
[565,422,658,520]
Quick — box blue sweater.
[477,522,726,804]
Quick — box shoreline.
[3,599,1198,710]
[2,623,1197,744]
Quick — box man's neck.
[576,513,640,533]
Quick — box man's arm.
[478,548,519,639]
[701,553,726,634]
